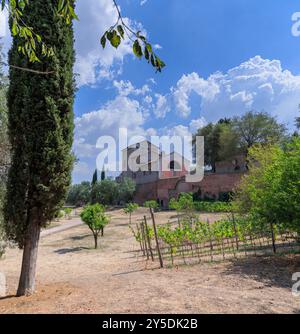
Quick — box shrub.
[63,208,72,219]
[194,201,232,213]
[66,182,91,207]
[233,139,300,235]
[90,180,119,206]
[124,203,139,225]
[80,204,110,249]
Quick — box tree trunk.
[94,234,98,249]
[17,219,41,297]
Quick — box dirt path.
[41,218,83,237]
[0,208,300,314]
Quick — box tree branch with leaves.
[1,0,165,72]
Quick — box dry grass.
[0,208,299,314]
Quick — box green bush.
[194,201,232,213]
[124,203,139,225]
[80,204,110,249]
[234,138,300,235]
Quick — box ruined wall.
[134,172,245,207]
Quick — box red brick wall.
[134,172,245,206]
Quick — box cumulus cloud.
[153,93,171,118]
[74,95,146,157]
[173,56,300,127]
[0,9,7,37]
[140,0,148,6]
[113,80,150,96]
[189,117,207,133]
[173,72,219,118]
[74,0,144,87]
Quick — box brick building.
[117,141,247,207]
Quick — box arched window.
[169,160,181,171]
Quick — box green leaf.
[150,54,155,67]
[100,33,106,49]
[146,43,153,53]
[109,30,121,49]
[117,25,125,39]
[155,56,166,69]
[58,0,65,12]
[11,20,18,36]
[106,30,114,41]
[144,46,150,61]
[138,35,146,42]
[133,40,143,59]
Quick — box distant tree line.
[66,172,136,207]
[193,111,287,172]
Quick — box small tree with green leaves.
[63,208,72,220]
[169,193,195,224]
[80,204,110,249]
[124,203,139,225]
[233,138,300,251]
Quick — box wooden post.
[270,221,276,254]
[207,220,214,262]
[141,221,149,260]
[144,216,154,261]
[232,212,239,251]
[136,223,145,255]
[150,208,164,268]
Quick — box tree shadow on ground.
[222,254,300,289]
[70,234,90,241]
[0,295,16,301]
[54,247,90,255]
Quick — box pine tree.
[92,169,98,186]
[4,0,75,296]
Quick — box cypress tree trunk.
[4,1,75,296]
[17,218,41,296]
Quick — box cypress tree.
[101,167,106,181]
[4,0,75,296]
[92,169,98,186]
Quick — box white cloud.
[189,117,207,133]
[140,0,148,6]
[173,72,220,118]
[74,95,146,157]
[153,93,171,118]
[113,80,150,96]
[153,44,162,50]
[0,9,7,37]
[74,0,144,87]
[73,94,154,180]
[173,56,300,127]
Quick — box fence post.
[270,221,276,254]
[232,212,239,251]
[140,221,149,260]
[150,207,164,268]
[136,223,145,255]
[207,219,214,262]
[144,216,154,261]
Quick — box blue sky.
[1,0,300,183]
